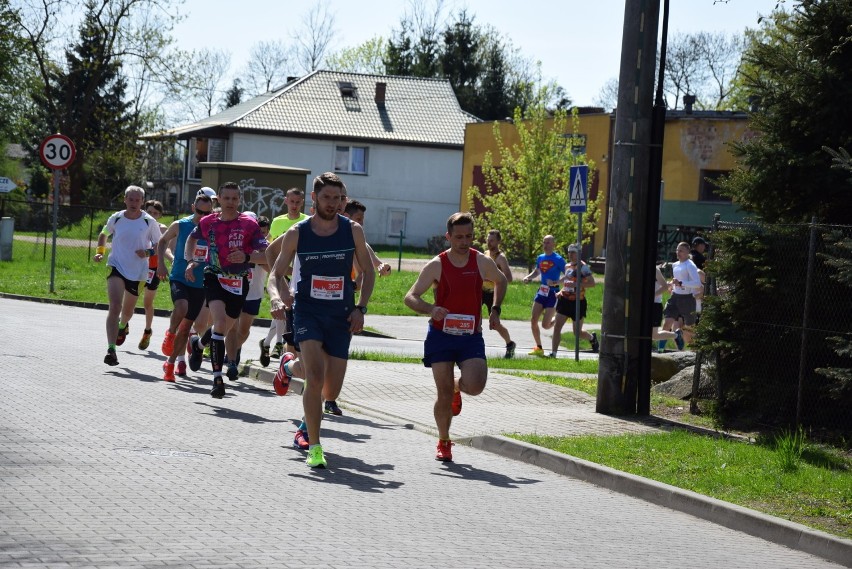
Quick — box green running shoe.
[306,445,327,468]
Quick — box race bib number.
[192,244,208,262]
[217,274,243,295]
[146,269,156,284]
[310,275,344,300]
[538,285,550,296]
[443,313,475,335]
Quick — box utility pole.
[597,0,661,415]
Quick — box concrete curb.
[469,435,852,568]
[242,360,852,567]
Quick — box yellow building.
[460,110,750,257]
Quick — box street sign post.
[569,165,589,361]
[39,134,77,293]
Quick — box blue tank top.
[292,215,356,315]
[170,216,208,287]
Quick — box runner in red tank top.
[405,212,508,462]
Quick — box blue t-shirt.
[536,252,566,284]
[292,215,356,315]
[170,216,207,287]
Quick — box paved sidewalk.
[0,298,847,568]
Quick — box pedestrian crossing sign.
[569,165,588,213]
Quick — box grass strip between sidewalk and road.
[509,429,851,539]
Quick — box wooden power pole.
[596,0,661,415]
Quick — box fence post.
[711,213,722,409]
[690,213,722,415]
[796,216,818,426]
[88,205,95,261]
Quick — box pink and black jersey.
[430,249,484,335]
[190,213,268,276]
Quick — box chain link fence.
[696,217,852,441]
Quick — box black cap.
[692,236,707,246]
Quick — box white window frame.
[387,209,407,238]
[334,144,369,175]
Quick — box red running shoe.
[451,390,462,416]
[293,429,309,450]
[273,352,295,396]
[116,323,129,346]
[175,360,187,377]
[435,439,454,462]
[161,330,175,356]
[162,362,176,382]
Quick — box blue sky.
[173,0,781,106]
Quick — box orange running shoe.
[451,389,462,416]
[162,362,176,382]
[435,439,454,462]
[175,360,187,377]
[161,330,175,356]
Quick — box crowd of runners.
[93,175,702,469]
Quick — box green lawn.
[1,243,604,323]
[512,429,852,539]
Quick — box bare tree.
[663,31,745,110]
[243,39,293,96]
[594,77,620,112]
[176,48,232,120]
[292,0,337,74]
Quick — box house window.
[388,209,407,238]
[334,145,368,174]
[699,169,732,202]
[188,137,227,180]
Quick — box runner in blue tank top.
[270,172,375,469]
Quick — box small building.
[460,110,751,257]
[143,70,480,247]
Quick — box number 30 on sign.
[39,134,76,170]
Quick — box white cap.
[196,187,216,199]
[567,243,581,253]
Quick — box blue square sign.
[569,165,588,213]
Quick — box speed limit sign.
[39,134,76,169]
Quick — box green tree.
[719,1,852,223]
[325,36,387,74]
[467,105,601,269]
[222,78,243,110]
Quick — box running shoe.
[258,339,270,367]
[273,352,295,396]
[674,329,685,351]
[138,328,152,350]
[176,360,187,377]
[293,429,310,450]
[226,361,239,382]
[451,390,462,416]
[590,332,600,353]
[186,332,197,356]
[435,439,454,462]
[528,346,544,356]
[271,342,284,359]
[188,335,203,372]
[324,400,343,416]
[161,330,175,356]
[306,445,327,468]
[211,376,225,399]
[162,361,175,382]
[116,323,129,346]
[547,352,557,358]
[504,341,516,359]
[104,349,119,366]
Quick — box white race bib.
[310,275,344,300]
[217,274,244,295]
[192,244,208,262]
[538,285,550,296]
[146,268,156,284]
[443,313,475,335]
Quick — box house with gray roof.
[147,70,480,247]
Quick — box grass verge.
[348,350,599,374]
[509,429,852,539]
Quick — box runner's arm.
[479,254,507,328]
[156,221,180,279]
[404,257,443,319]
[351,223,375,313]
[269,227,298,318]
[496,254,513,283]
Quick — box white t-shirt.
[671,259,702,295]
[246,264,268,302]
[105,210,162,281]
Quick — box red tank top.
[431,249,484,334]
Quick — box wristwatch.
[355,305,368,314]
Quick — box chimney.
[683,94,696,114]
[375,82,387,107]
